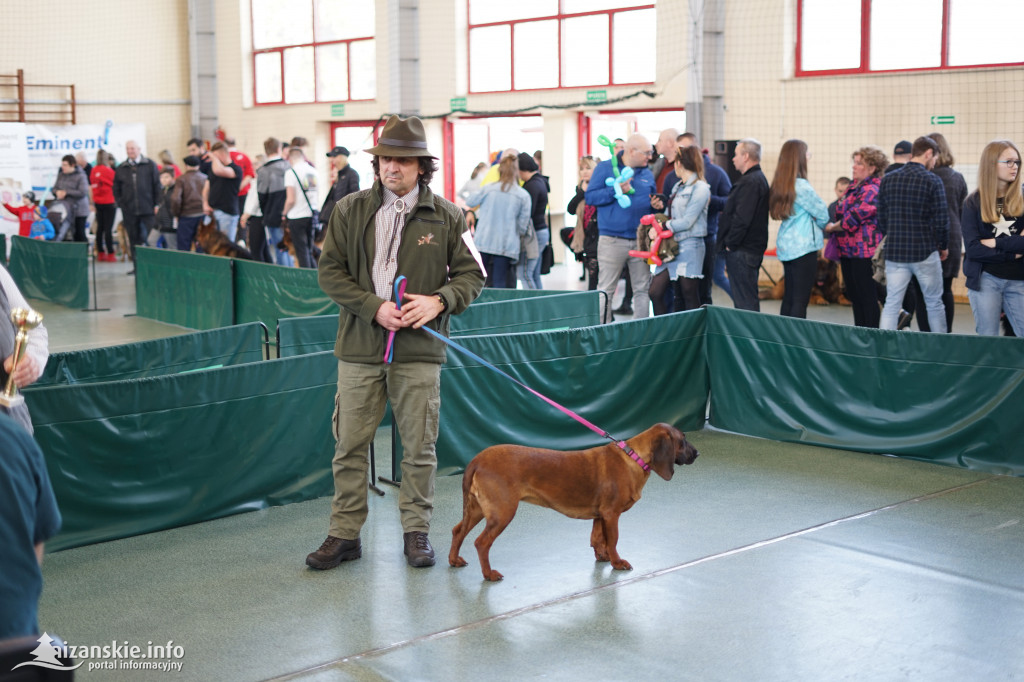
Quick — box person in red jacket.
[2,191,39,237]
[91,149,118,261]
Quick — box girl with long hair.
[961,139,1024,335]
[649,145,710,314]
[463,154,531,288]
[769,139,830,318]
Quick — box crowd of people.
[2,135,363,274]
[548,128,1022,336]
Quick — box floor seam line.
[263,475,998,681]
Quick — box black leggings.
[780,251,817,318]
[95,203,116,253]
[73,215,88,242]
[650,270,702,315]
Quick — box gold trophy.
[0,308,43,408]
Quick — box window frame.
[250,1,376,106]
[795,0,1024,77]
[466,1,656,95]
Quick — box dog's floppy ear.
[649,424,676,481]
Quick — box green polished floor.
[26,262,1023,680]
[37,429,1024,681]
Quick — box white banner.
[25,122,147,196]
[0,122,146,246]
[0,123,33,244]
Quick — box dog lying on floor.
[760,257,844,305]
[197,219,253,259]
[449,423,699,581]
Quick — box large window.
[797,0,1024,76]
[468,0,655,94]
[251,0,376,104]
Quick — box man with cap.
[309,115,485,570]
[885,140,913,175]
[321,146,361,225]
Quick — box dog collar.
[618,440,651,473]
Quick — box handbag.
[871,236,886,285]
[635,214,679,264]
[822,235,840,262]
[540,242,555,274]
[291,167,322,240]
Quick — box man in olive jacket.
[308,115,484,571]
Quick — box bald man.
[585,133,656,322]
[649,128,679,196]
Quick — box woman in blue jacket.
[961,139,1024,335]
[464,155,531,288]
[769,139,830,318]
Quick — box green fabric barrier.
[8,236,89,308]
[30,352,338,551]
[136,247,234,330]
[277,293,603,358]
[432,310,709,475]
[0,233,7,261]
[475,288,576,303]
[234,259,337,329]
[451,291,602,335]
[32,322,267,387]
[704,306,1024,476]
[277,314,338,357]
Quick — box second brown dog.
[449,423,699,581]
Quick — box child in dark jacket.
[153,169,177,247]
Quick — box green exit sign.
[330,104,345,117]
[450,97,467,112]
[587,90,608,104]
[930,115,955,125]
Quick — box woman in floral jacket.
[826,145,888,327]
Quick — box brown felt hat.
[365,115,437,159]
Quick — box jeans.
[213,209,239,242]
[289,217,315,268]
[967,271,1024,336]
[529,228,549,289]
[176,215,202,251]
[725,249,762,312]
[597,235,652,322]
[880,252,946,333]
[780,251,817,318]
[481,253,514,288]
[267,226,293,267]
[714,252,732,300]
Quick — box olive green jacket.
[317,180,484,364]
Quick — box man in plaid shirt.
[877,136,950,332]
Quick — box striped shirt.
[372,184,420,299]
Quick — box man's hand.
[203,201,212,215]
[619,179,632,194]
[401,293,445,329]
[375,301,405,332]
[4,353,40,389]
[939,249,948,261]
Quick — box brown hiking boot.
[305,536,361,570]
[403,531,435,567]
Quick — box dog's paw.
[483,569,504,582]
[449,555,468,568]
[593,550,610,562]
[611,559,633,571]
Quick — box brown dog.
[449,423,699,581]
[197,219,253,259]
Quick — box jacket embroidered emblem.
[418,232,436,246]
